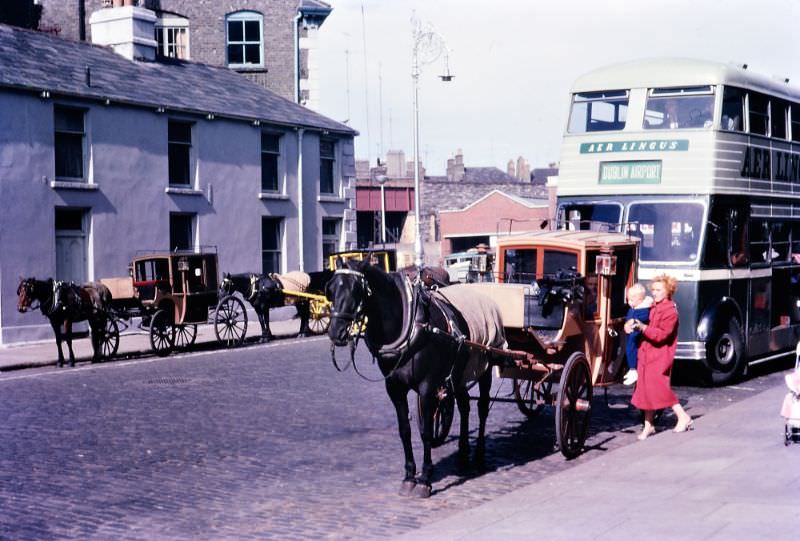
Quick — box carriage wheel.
[214,295,248,348]
[173,324,197,351]
[98,317,120,360]
[513,378,553,418]
[149,309,174,357]
[555,352,592,459]
[307,299,331,335]
[418,388,455,448]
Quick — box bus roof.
[571,57,800,101]
[496,230,638,250]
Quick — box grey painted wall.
[0,89,354,344]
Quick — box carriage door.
[55,208,88,284]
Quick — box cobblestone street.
[0,336,790,540]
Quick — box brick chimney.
[446,148,465,182]
[89,2,157,61]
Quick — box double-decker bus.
[557,58,800,384]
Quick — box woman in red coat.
[625,274,693,440]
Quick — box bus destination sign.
[580,139,689,153]
[599,160,662,184]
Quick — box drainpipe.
[297,128,305,271]
[294,11,302,103]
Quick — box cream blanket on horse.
[274,271,311,306]
[432,284,507,381]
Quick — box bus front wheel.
[706,318,745,385]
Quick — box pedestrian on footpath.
[624,274,693,440]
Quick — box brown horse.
[17,277,112,367]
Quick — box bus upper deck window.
[644,86,714,130]
[568,90,629,133]
[722,86,745,132]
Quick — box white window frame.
[54,105,88,182]
[225,11,264,69]
[155,15,190,60]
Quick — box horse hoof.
[412,483,432,499]
[297,332,307,338]
[398,479,416,497]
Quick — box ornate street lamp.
[411,15,452,267]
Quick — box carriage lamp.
[177,257,189,272]
[595,254,617,276]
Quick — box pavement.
[2,313,799,541]
[0,306,301,371]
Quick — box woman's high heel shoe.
[637,425,656,440]
[673,419,694,433]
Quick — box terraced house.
[0,3,356,345]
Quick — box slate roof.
[0,23,355,135]
[531,167,558,185]
[463,167,519,183]
[299,0,333,16]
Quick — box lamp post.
[376,174,388,244]
[411,15,452,267]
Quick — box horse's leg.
[297,301,310,337]
[89,317,101,363]
[473,369,492,471]
[386,379,416,496]
[255,306,269,342]
[51,320,65,368]
[64,320,76,367]
[413,385,436,498]
[262,304,274,341]
[455,386,471,472]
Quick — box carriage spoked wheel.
[172,324,197,351]
[308,299,331,335]
[418,387,455,448]
[214,295,248,348]
[97,317,120,360]
[513,378,553,418]
[555,352,593,459]
[149,309,175,357]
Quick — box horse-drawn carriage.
[100,249,248,356]
[325,229,638,496]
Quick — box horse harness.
[329,268,466,385]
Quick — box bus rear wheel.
[706,318,745,386]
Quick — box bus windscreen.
[627,202,705,263]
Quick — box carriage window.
[135,259,170,282]
[504,248,537,283]
[721,86,745,132]
[542,250,578,276]
[627,202,704,263]
[749,92,770,136]
[54,106,86,180]
[644,87,714,130]
[560,203,622,231]
[568,90,628,133]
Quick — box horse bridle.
[329,268,371,324]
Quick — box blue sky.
[317,0,800,175]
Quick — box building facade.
[36,0,330,108]
[0,13,355,345]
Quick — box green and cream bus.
[557,58,800,384]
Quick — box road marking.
[0,335,328,383]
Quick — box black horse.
[17,277,112,367]
[220,270,333,341]
[326,260,505,498]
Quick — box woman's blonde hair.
[651,273,678,298]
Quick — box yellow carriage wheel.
[307,298,331,334]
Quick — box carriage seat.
[100,276,135,300]
[524,271,584,331]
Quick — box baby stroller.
[781,342,800,445]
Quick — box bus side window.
[771,222,790,264]
[750,219,770,265]
[729,208,749,267]
[721,86,745,132]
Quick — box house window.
[262,217,282,274]
[54,105,85,180]
[261,132,281,191]
[155,16,189,59]
[169,213,195,251]
[320,138,336,194]
[322,218,341,261]
[168,120,192,185]
[226,11,263,68]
